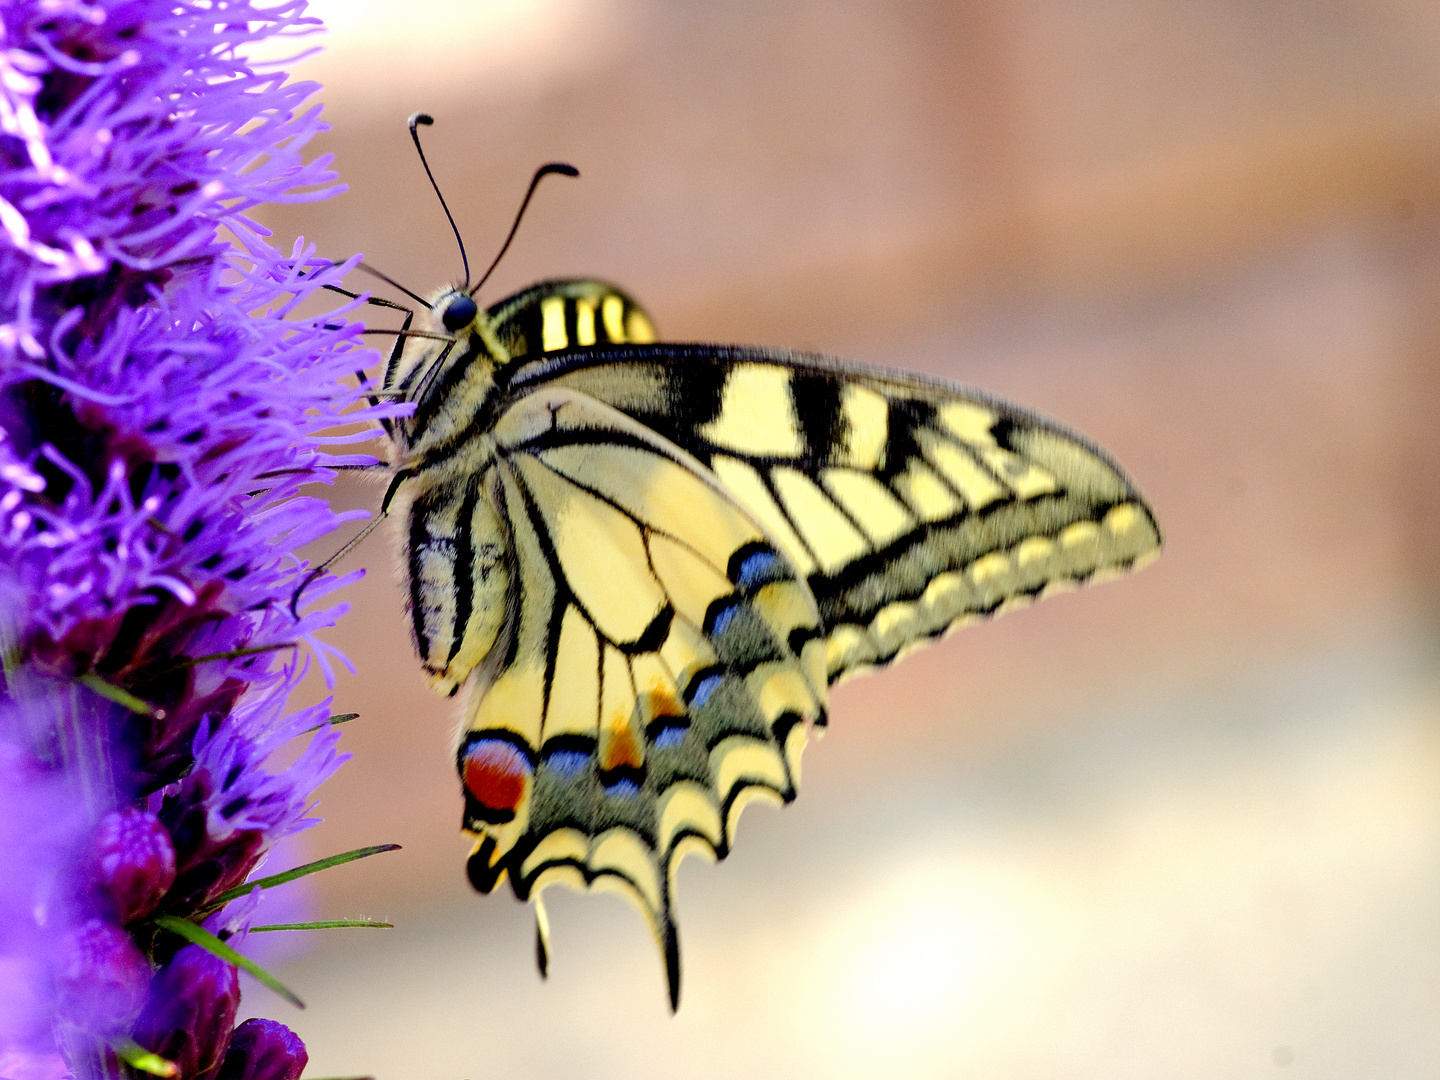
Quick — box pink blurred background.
[241,3,1440,1077]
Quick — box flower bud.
[54,918,150,1035]
[159,769,266,910]
[133,945,240,1080]
[215,1019,308,1080]
[92,807,176,922]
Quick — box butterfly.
[326,118,1162,1011]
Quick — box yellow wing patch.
[699,363,803,456]
[529,349,1161,686]
[452,385,826,1010]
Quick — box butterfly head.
[438,289,478,332]
[381,286,505,442]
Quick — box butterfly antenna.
[318,281,410,311]
[409,113,471,288]
[353,261,431,308]
[469,162,580,297]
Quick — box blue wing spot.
[708,602,740,637]
[652,726,687,749]
[735,550,781,590]
[688,673,723,708]
[543,750,591,777]
[604,778,641,798]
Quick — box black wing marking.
[458,384,826,1009]
[501,343,1163,683]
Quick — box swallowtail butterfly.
[323,115,1162,1010]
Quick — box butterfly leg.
[308,271,412,433]
[319,462,391,472]
[365,306,417,440]
[288,469,410,617]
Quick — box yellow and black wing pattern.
[452,385,825,1012]
[398,280,1161,1009]
[497,288,1162,686]
[486,278,655,362]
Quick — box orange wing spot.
[599,717,645,772]
[463,740,532,812]
[640,680,686,723]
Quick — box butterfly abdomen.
[403,472,513,697]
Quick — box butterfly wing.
[456,382,825,1009]
[485,278,655,363]
[501,344,1163,685]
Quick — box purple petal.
[214,1019,307,1080]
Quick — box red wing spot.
[463,740,532,812]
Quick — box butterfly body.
[376,278,1161,1008]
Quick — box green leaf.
[208,844,401,908]
[113,1039,177,1078]
[152,915,304,1009]
[250,919,393,931]
[77,673,161,718]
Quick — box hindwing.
[501,344,1163,684]
[454,384,825,1009]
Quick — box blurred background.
[241,2,1440,1077]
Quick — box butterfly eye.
[441,293,478,331]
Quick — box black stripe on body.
[445,481,482,666]
[406,335,491,437]
[413,419,506,481]
[486,280,649,361]
[407,491,438,663]
[563,296,580,350]
[512,302,541,359]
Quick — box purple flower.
[214,1020,307,1080]
[131,945,239,1080]
[0,1,400,1075]
[90,807,175,924]
[157,699,345,913]
[54,919,149,1035]
[0,740,84,1049]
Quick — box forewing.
[485,279,655,363]
[504,344,1163,684]
[458,384,826,1008]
